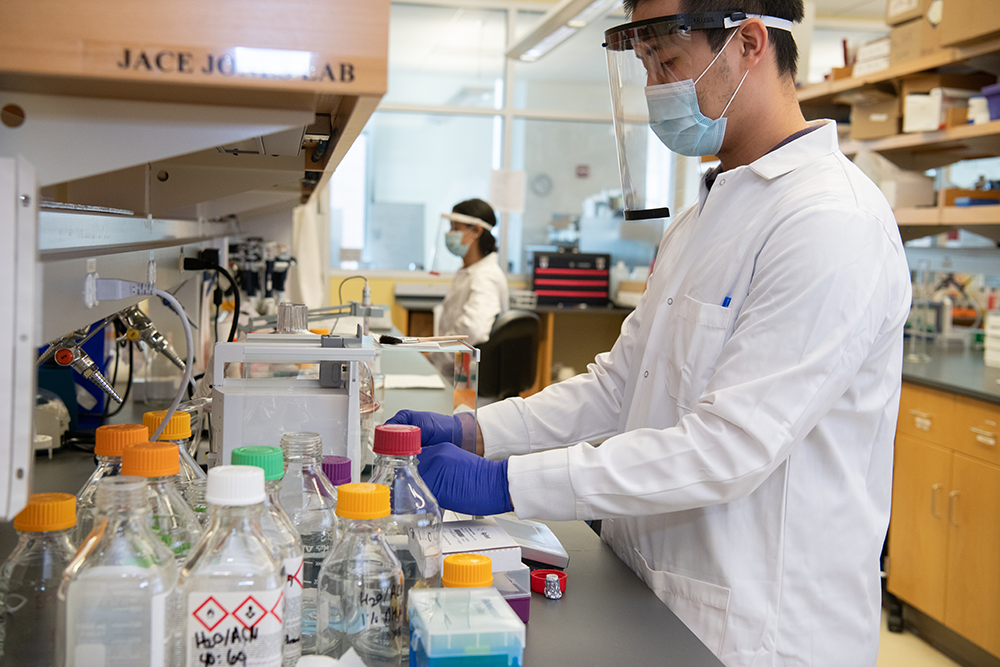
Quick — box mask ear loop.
[692,27,749,120]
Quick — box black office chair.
[476,310,540,400]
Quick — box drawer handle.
[909,409,932,419]
[970,427,996,446]
[948,491,960,527]
[914,417,932,432]
[930,484,944,519]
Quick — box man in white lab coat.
[390,2,911,665]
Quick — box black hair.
[452,198,498,256]
[622,0,803,80]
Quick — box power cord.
[95,279,194,441]
[184,255,241,343]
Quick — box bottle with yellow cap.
[441,554,493,589]
[122,441,203,564]
[316,483,403,664]
[143,409,207,494]
[0,493,77,667]
[76,423,149,542]
[60,477,179,667]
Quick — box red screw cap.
[54,348,75,366]
[373,424,421,456]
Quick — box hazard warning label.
[187,589,284,667]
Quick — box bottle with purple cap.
[322,456,352,488]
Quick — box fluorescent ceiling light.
[506,0,618,62]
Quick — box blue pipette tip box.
[408,588,525,666]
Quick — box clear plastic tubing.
[180,466,286,667]
[0,493,78,667]
[75,423,149,543]
[60,477,179,667]
[143,410,207,493]
[368,425,443,603]
[316,483,403,666]
[121,441,203,564]
[232,446,304,667]
[278,432,338,655]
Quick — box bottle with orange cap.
[76,423,149,542]
[368,425,443,607]
[143,409,207,494]
[0,493,77,667]
[122,441,203,564]
[316,483,404,664]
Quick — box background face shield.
[604,17,712,221]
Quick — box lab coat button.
[719,178,726,186]
[644,371,649,378]
[667,297,673,305]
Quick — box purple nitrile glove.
[386,410,478,452]
[417,443,513,516]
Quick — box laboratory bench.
[890,344,1000,663]
[4,345,722,667]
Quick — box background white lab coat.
[478,121,911,666]
[436,252,509,345]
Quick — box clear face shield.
[603,11,791,220]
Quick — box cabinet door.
[945,454,1000,658]
[887,435,952,622]
[897,383,957,447]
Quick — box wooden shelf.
[849,121,1000,171]
[798,36,1000,106]
[895,205,1000,243]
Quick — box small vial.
[544,574,563,600]
[121,441,203,564]
[76,423,148,542]
[180,466,285,667]
[316,483,404,665]
[278,432,339,654]
[0,493,78,667]
[60,477,178,667]
[232,446,304,667]
[368,425,443,601]
[185,478,210,528]
[143,410,206,493]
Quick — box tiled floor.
[878,611,960,667]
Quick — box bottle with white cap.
[59,476,178,667]
[179,466,286,667]
[232,446,304,667]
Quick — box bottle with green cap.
[316,483,403,664]
[232,445,304,667]
[0,493,78,667]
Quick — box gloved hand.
[417,443,513,516]
[386,410,462,447]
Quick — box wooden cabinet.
[888,383,1000,657]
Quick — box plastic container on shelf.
[408,587,525,667]
[121,441,203,564]
[368,425,443,605]
[0,493,78,667]
[493,564,531,623]
[232,446,304,667]
[179,466,286,667]
[143,410,206,493]
[185,478,210,527]
[982,82,1000,121]
[316,483,404,665]
[321,455,352,488]
[75,423,149,543]
[60,477,179,667]
[441,555,530,623]
[278,431,339,654]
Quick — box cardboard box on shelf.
[853,37,892,76]
[939,0,1000,46]
[880,171,937,208]
[903,87,975,132]
[886,0,931,26]
[851,97,902,140]
[901,72,998,97]
[831,66,854,80]
[941,189,1000,206]
[889,14,943,67]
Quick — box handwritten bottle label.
[187,590,284,667]
[283,556,303,649]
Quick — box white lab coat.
[478,121,911,667]
[437,252,509,346]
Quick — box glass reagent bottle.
[75,423,148,542]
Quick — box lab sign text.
[115,47,355,83]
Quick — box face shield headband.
[603,11,794,220]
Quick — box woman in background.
[436,198,508,345]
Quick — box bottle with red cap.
[76,423,149,542]
[368,424,442,603]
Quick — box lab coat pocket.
[666,295,734,412]
[634,549,731,656]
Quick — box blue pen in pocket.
[721,296,731,308]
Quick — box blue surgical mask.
[445,231,469,258]
[644,30,748,157]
